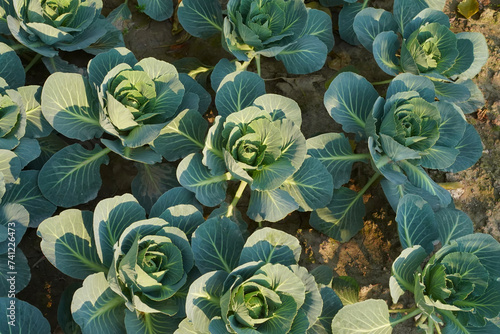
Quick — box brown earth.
[16,0,500,332]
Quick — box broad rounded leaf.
[150,187,202,218]
[88,47,138,89]
[0,42,25,89]
[177,153,229,207]
[253,94,302,127]
[0,149,21,184]
[93,194,146,267]
[301,9,334,52]
[281,156,333,211]
[332,276,360,305]
[338,3,363,45]
[435,207,474,245]
[324,72,379,138]
[0,248,30,295]
[151,109,208,161]
[393,0,446,34]
[17,85,52,139]
[192,216,245,274]
[2,170,57,227]
[443,123,482,173]
[353,8,398,52]
[0,298,50,334]
[137,0,173,21]
[41,73,103,141]
[310,187,366,243]
[124,310,181,334]
[0,203,29,253]
[331,299,392,334]
[239,227,301,266]
[37,210,107,279]
[373,31,401,76]
[38,144,110,207]
[391,245,427,293]
[71,272,126,334]
[247,188,299,223]
[276,35,328,75]
[396,194,438,254]
[159,204,205,239]
[215,71,266,118]
[178,0,223,39]
[387,73,436,103]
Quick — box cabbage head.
[178,0,334,74]
[352,6,488,110]
[0,77,25,151]
[3,0,122,57]
[390,234,500,332]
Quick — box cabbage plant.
[178,226,343,333]
[159,71,333,222]
[37,189,205,334]
[352,4,488,113]
[38,47,210,209]
[177,0,334,75]
[1,0,123,57]
[309,72,482,242]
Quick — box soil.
[14,0,500,333]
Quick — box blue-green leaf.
[0,203,29,253]
[276,35,328,74]
[396,194,438,254]
[88,47,137,89]
[239,227,301,266]
[432,80,471,103]
[124,311,181,334]
[71,272,126,334]
[93,194,146,267]
[391,245,427,293]
[0,149,21,184]
[57,283,82,334]
[332,276,360,305]
[281,156,333,211]
[0,298,50,334]
[0,248,30,294]
[310,187,365,243]
[435,207,473,245]
[159,204,205,239]
[301,9,334,52]
[0,42,25,89]
[451,32,488,80]
[185,271,227,333]
[247,188,299,222]
[38,144,109,207]
[41,73,103,141]
[151,109,207,161]
[101,139,162,164]
[2,170,56,228]
[137,0,173,21]
[435,102,467,148]
[353,8,398,52]
[131,162,179,213]
[192,216,244,274]
[177,153,229,207]
[37,210,107,279]
[443,123,482,173]
[17,85,52,139]
[338,3,363,45]
[307,287,342,334]
[12,138,41,169]
[455,80,485,115]
[398,161,451,207]
[331,299,392,334]
[150,187,202,218]
[253,94,302,127]
[381,179,441,212]
[419,145,459,170]
[179,73,211,114]
[211,58,245,92]
[403,8,450,39]
[373,31,401,76]
[215,71,266,118]
[178,0,223,38]
[387,73,435,103]
[393,0,446,34]
[324,72,379,138]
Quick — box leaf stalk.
[227,181,247,217]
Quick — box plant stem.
[358,171,382,198]
[255,54,261,77]
[24,53,42,73]
[361,0,369,10]
[226,181,247,217]
[390,308,422,326]
[371,79,393,86]
[434,320,442,334]
[438,182,463,190]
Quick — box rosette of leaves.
[1,0,123,57]
[177,0,334,74]
[178,226,343,333]
[309,72,482,242]
[38,47,210,209]
[160,71,333,222]
[37,189,205,333]
[351,4,488,113]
